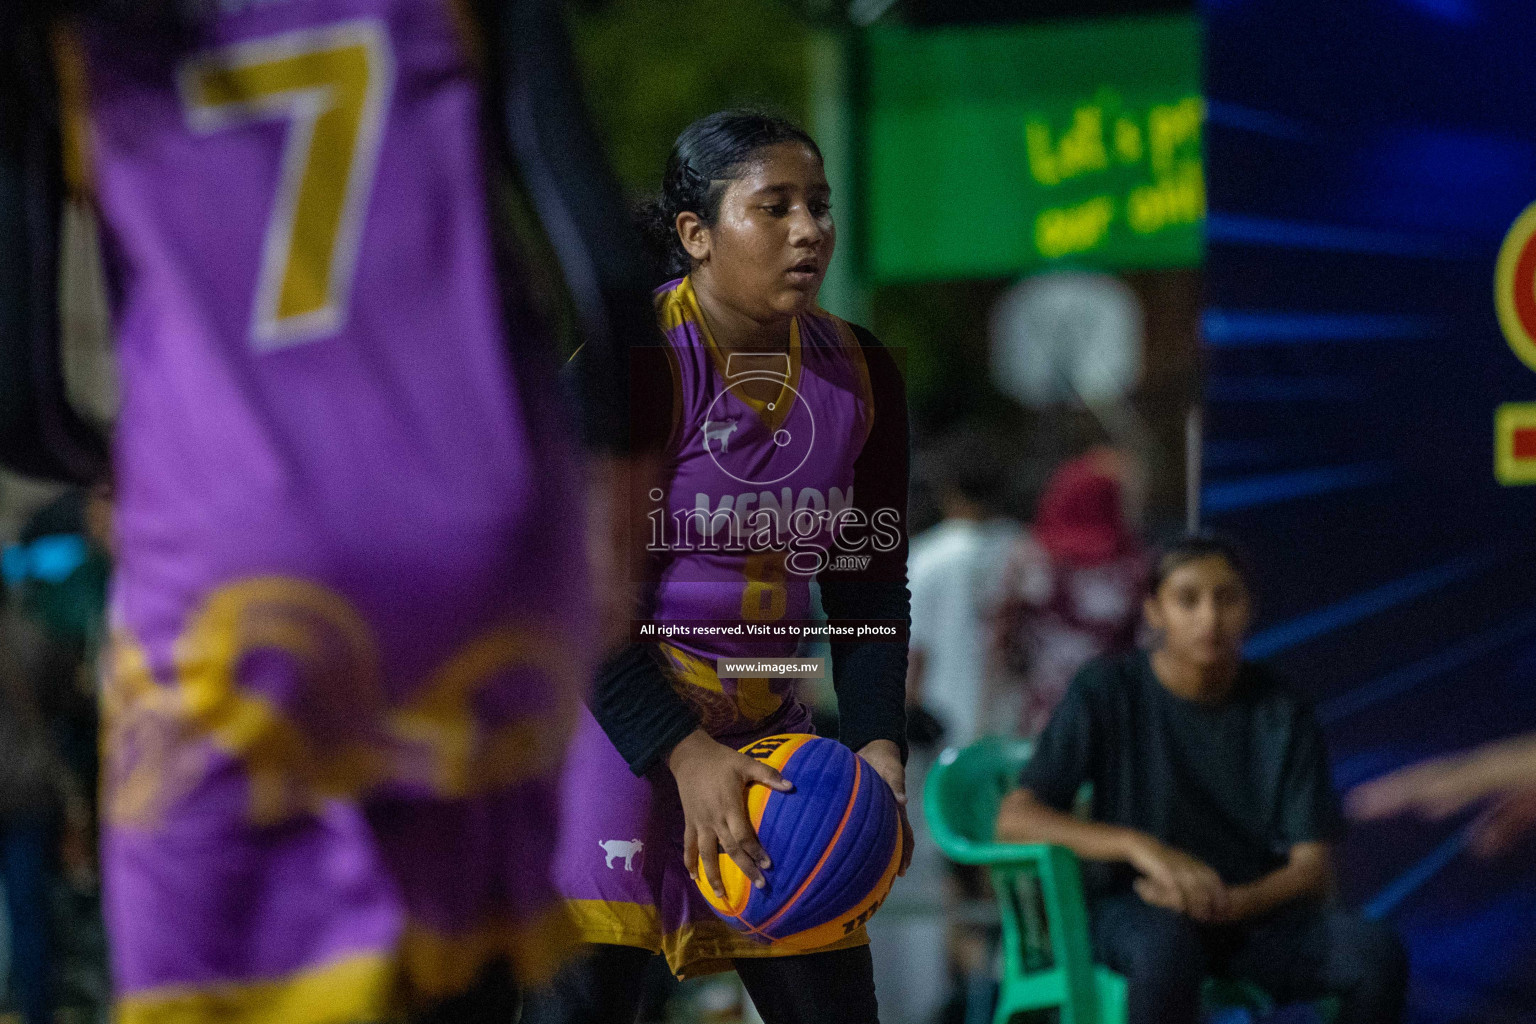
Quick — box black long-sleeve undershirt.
[821,324,910,760]
[0,19,110,484]
[475,0,662,455]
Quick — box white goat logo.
[599,839,644,871]
[702,419,738,454]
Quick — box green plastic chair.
[923,737,1326,1024]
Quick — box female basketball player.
[1,2,660,1022]
[523,110,912,1024]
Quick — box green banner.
[862,16,1204,283]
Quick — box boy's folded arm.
[995,787,1148,864]
[1224,841,1334,922]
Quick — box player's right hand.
[1127,836,1230,922]
[668,728,793,899]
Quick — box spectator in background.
[907,432,1022,749]
[906,432,1021,1024]
[996,534,1407,1024]
[997,448,1145,737]
[0,588,76,1024]
[6,489,111,836]
[8,490,111,654]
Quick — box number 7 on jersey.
[179,21,394,351]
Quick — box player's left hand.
[859,739,914,877]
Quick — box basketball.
[697,733,904,950]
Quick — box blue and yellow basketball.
[697,733,903,950]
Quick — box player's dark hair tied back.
[638,109,824,281]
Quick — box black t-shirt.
[1018,650,1344,896]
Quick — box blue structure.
[1202,1,1536,1019]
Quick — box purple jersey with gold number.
[647,277,882,741]
[69,1,589,1021]
[547,277,884,978]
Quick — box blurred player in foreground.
[1,0,659,1021]
[524,109,911,1024]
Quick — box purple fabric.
[550,703,813,935]
[80,0,589,1001]
[649,281,872,712]
[545,280,878,973]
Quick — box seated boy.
[995,535,1407,1024]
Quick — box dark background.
[1202,1,1536,1020]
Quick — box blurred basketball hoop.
[991,271,1161,528]
[989,271,1143,408]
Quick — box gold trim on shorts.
[115,952,393,1024]
[400,904,580,998]
[563,899,870,981]
[114,907,579,1024]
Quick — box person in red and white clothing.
[998,449,1148,738]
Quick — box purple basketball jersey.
[72,1,590,1018]
[545,278,884,972]
[647,277,878,738]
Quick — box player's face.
[688,142,834,322]
[1144,555,1251,669]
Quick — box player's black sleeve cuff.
[820,324,911,762]
[481,0,666,456]
[588,642,699,776]
[0,25,109,484]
